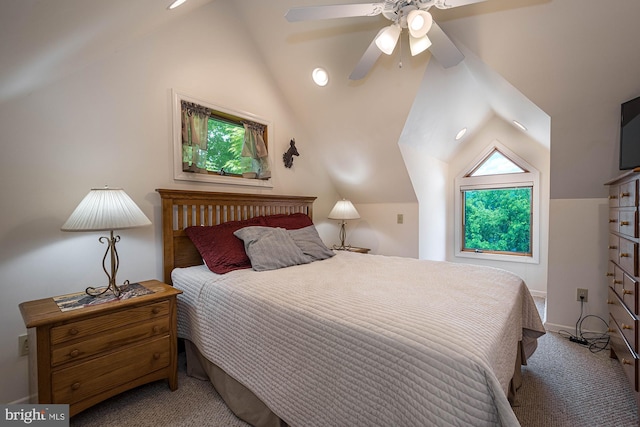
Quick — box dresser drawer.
[51,336,171,404]
[609,234,620,262]
[610,315,639,391]
[609,287,638,353]
[610,184,621,208]
[50,301,170,345]
[51,317,170,366]
[612,263,625,296]
[619,237,639,277]
[619,209,639,238]
[619,179,638,208]
[623,273,640,316]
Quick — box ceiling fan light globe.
[375,24,401,55]
[409,34,432,56]
[407,10,433,38]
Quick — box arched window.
[454,141,540,264]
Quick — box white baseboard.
[529,289,547,299]
[8,395,32,405]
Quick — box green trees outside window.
[205,117,247,175]
[463,187,532,255]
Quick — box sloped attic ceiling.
[233,0,429,204]
[401,43,550,163]
[0,0,213,102]
[4,0,640,202]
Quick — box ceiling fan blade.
[427,21,464,68]
[349,36,383,80]
[435,0,487,8]
[285,3,384,22]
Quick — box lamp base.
[85,280,130,298]
[332,244,353,251]
[85,230,129,298]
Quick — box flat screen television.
[620,95,640,170]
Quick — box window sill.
[174,171,273,188]
[455,250,539,265]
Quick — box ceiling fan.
[285,0,486,80]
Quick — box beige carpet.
[70,298,639,426]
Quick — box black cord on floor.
[557,298,610,353]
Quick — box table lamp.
[328,199,360,250]
[61,186,151,297]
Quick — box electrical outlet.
[397,214,404,224]
[576,288,588,303]
[18,334,29,356]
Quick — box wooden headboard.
[156,189,316,284]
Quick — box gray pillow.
[288,225,335,261]
[234,226,312,271]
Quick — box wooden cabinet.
[19,280,182,417]
[606,170,640,408]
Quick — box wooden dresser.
[19,280,182,417]
[606,169,640,409]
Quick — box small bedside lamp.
[61,186,151,297]
[328,199,360,250]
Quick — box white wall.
[399,145,449,261]
[347,203,419,258]
[446,115,550,295]
[0,2,340,404]
[545,199,610,333]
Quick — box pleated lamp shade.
[61,187,151,232]
[328,199,360,220]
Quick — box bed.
[156,188,545,427]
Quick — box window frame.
[172,89,274,188]
[454,141,540,264]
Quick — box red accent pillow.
[264,213,313,230]
[185,216,267,274]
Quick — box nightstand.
[19,280,182,417]
[334,246,370,254]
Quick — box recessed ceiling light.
[455,128,467,140]
[168,0,188,10]
[513,120,527,131]
[312,67,329,87]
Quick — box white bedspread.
[173,251,545,427]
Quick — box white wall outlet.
[576,288,588,303]
[18,334,29,356]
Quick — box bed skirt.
[184,339,527,427]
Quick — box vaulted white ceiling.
[2,0,640,201]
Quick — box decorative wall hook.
[283,139,299,168]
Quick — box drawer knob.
[152,307,161,314]
[69,349,80,358]
[621,221,630,226]
[606,272,614,277]
[623,289,634,295]
[621,192,631,198]
[620,253,630,258]
[614,279,623,284]
[153,352,161,360]
[609,245,618,250]
[610,195,618,200]
[622,358,633,366]
[608,328,616,333]
[622,323,633,330]
[152,325,160,334]
[69,328,79,336]
[609,219,618,223]
[71,382,81,390]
